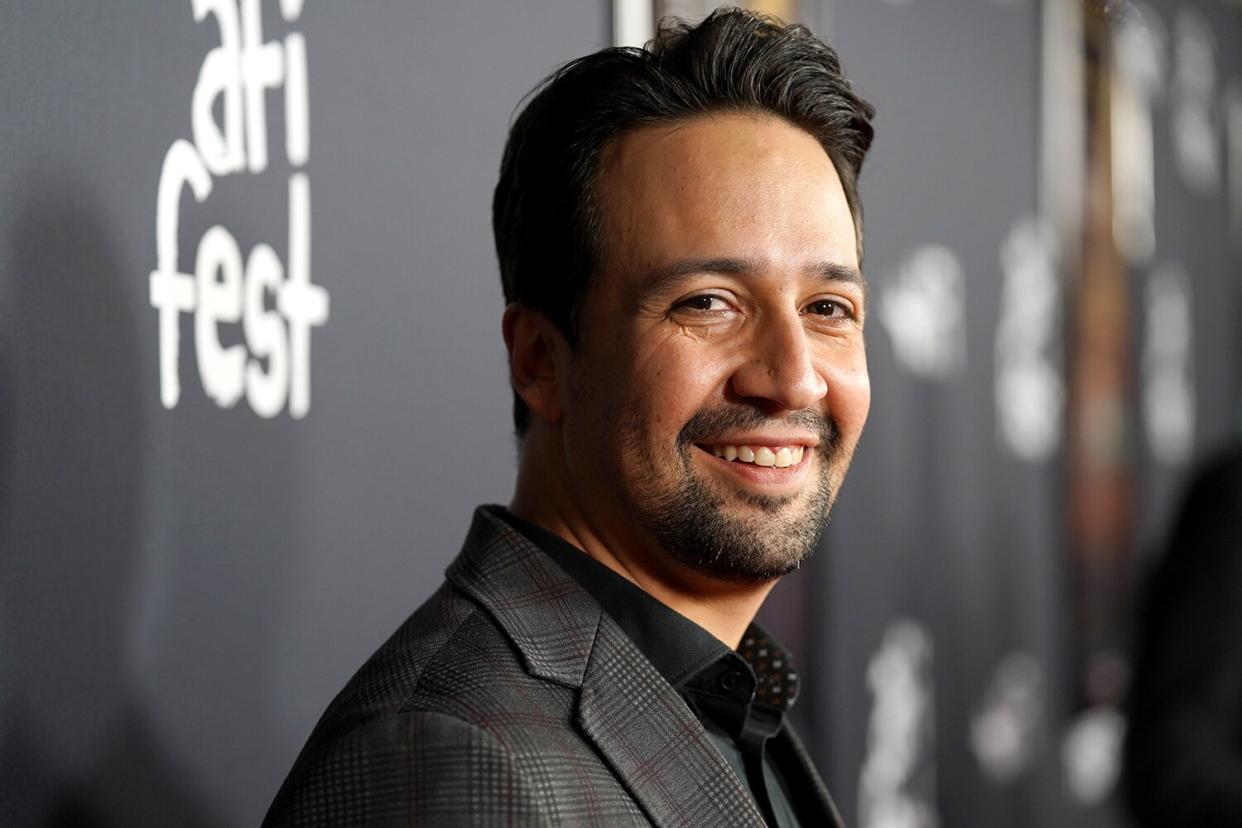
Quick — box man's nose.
[728,312,828,412]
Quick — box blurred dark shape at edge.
[1124,443,1242,827]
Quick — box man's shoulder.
[265,577,589,825]
[306,578,565,749]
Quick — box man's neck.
[510,460,775,650]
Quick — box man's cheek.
[853,365,872,425]
[827,358,871,432]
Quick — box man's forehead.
[593,115,859,289]
[599,111,833,185]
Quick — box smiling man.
[266,9,873,827]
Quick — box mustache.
[677,405,840,455]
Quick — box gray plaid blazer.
[264,506,844,826]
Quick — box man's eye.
[806,299,851,318]
[673,294,729,313]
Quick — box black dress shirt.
[498,509,810,828]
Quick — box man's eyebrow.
[813,261,868,305]
[635,256,867,301]
[635,257,754,299]
[812,261,866,287]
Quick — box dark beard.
[622,405,842,584]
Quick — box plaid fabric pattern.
[264,507,837,826]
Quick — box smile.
[692,440,816,490]
[703,444,806,468]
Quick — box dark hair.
[493,7,875,435]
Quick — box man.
[265,8,874,826]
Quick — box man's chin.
[648,487,831,584]
[667,526,821,585]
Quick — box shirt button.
[718,671,745,693]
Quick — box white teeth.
[708,444,807,466]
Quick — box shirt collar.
[492,506,800,739]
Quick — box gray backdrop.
[814,2,1065,826]
[1,2,605,824]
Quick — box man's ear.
[502,303,566,425]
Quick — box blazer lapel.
[772,723,845,828]
[576,614,767,828]
[448,507,766,827]
[447,507,600,687]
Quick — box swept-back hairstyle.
[493,7,875,435]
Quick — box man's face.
[559,112,869,583]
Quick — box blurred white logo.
[969,652,1044,783]
[1171,8,1220,196]
[995,216,1063,461]
[878,245,966,381]
[149,0,329,419]
[859,620,939,828]
[1111,2,1165,265]
[1142,263,1195,466]
[1063,705,1126,805]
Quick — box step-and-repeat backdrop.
[1,1,1238,826]
[809,1,1242,827]
[0,2,604,825]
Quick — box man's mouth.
[696,443,807,468]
